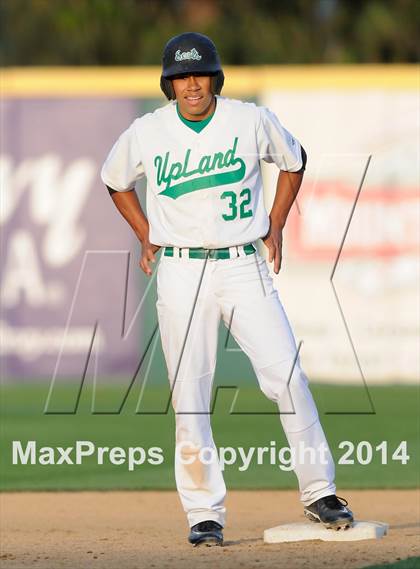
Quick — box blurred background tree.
[0,0,418,66]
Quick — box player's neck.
[177,96,216,122]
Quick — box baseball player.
[101,32,354,547]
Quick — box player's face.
[171,74,215,121]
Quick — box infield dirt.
[1,490,419,569]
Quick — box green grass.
[0,382,418,491]
[361,558,420,569]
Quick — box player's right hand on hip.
[139,242,161,276]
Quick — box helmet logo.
[174,48,202,62]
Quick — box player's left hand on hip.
[262,226,283,274]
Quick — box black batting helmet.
[160,32,224,100]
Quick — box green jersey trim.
[176,103,215,133]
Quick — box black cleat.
[304,495,354,530]
[188,520,224,547]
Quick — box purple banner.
[1,98,152,381]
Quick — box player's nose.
[186,75,200,90]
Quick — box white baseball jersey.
[101,96,303,248]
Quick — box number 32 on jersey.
[221,188,253,221]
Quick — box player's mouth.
[185,95,203,106]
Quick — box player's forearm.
[269,169,304,229]
[108,188,151,243]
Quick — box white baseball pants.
[156,249,336,528]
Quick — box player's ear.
[211,71,224,95]
[160,76,176,100]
